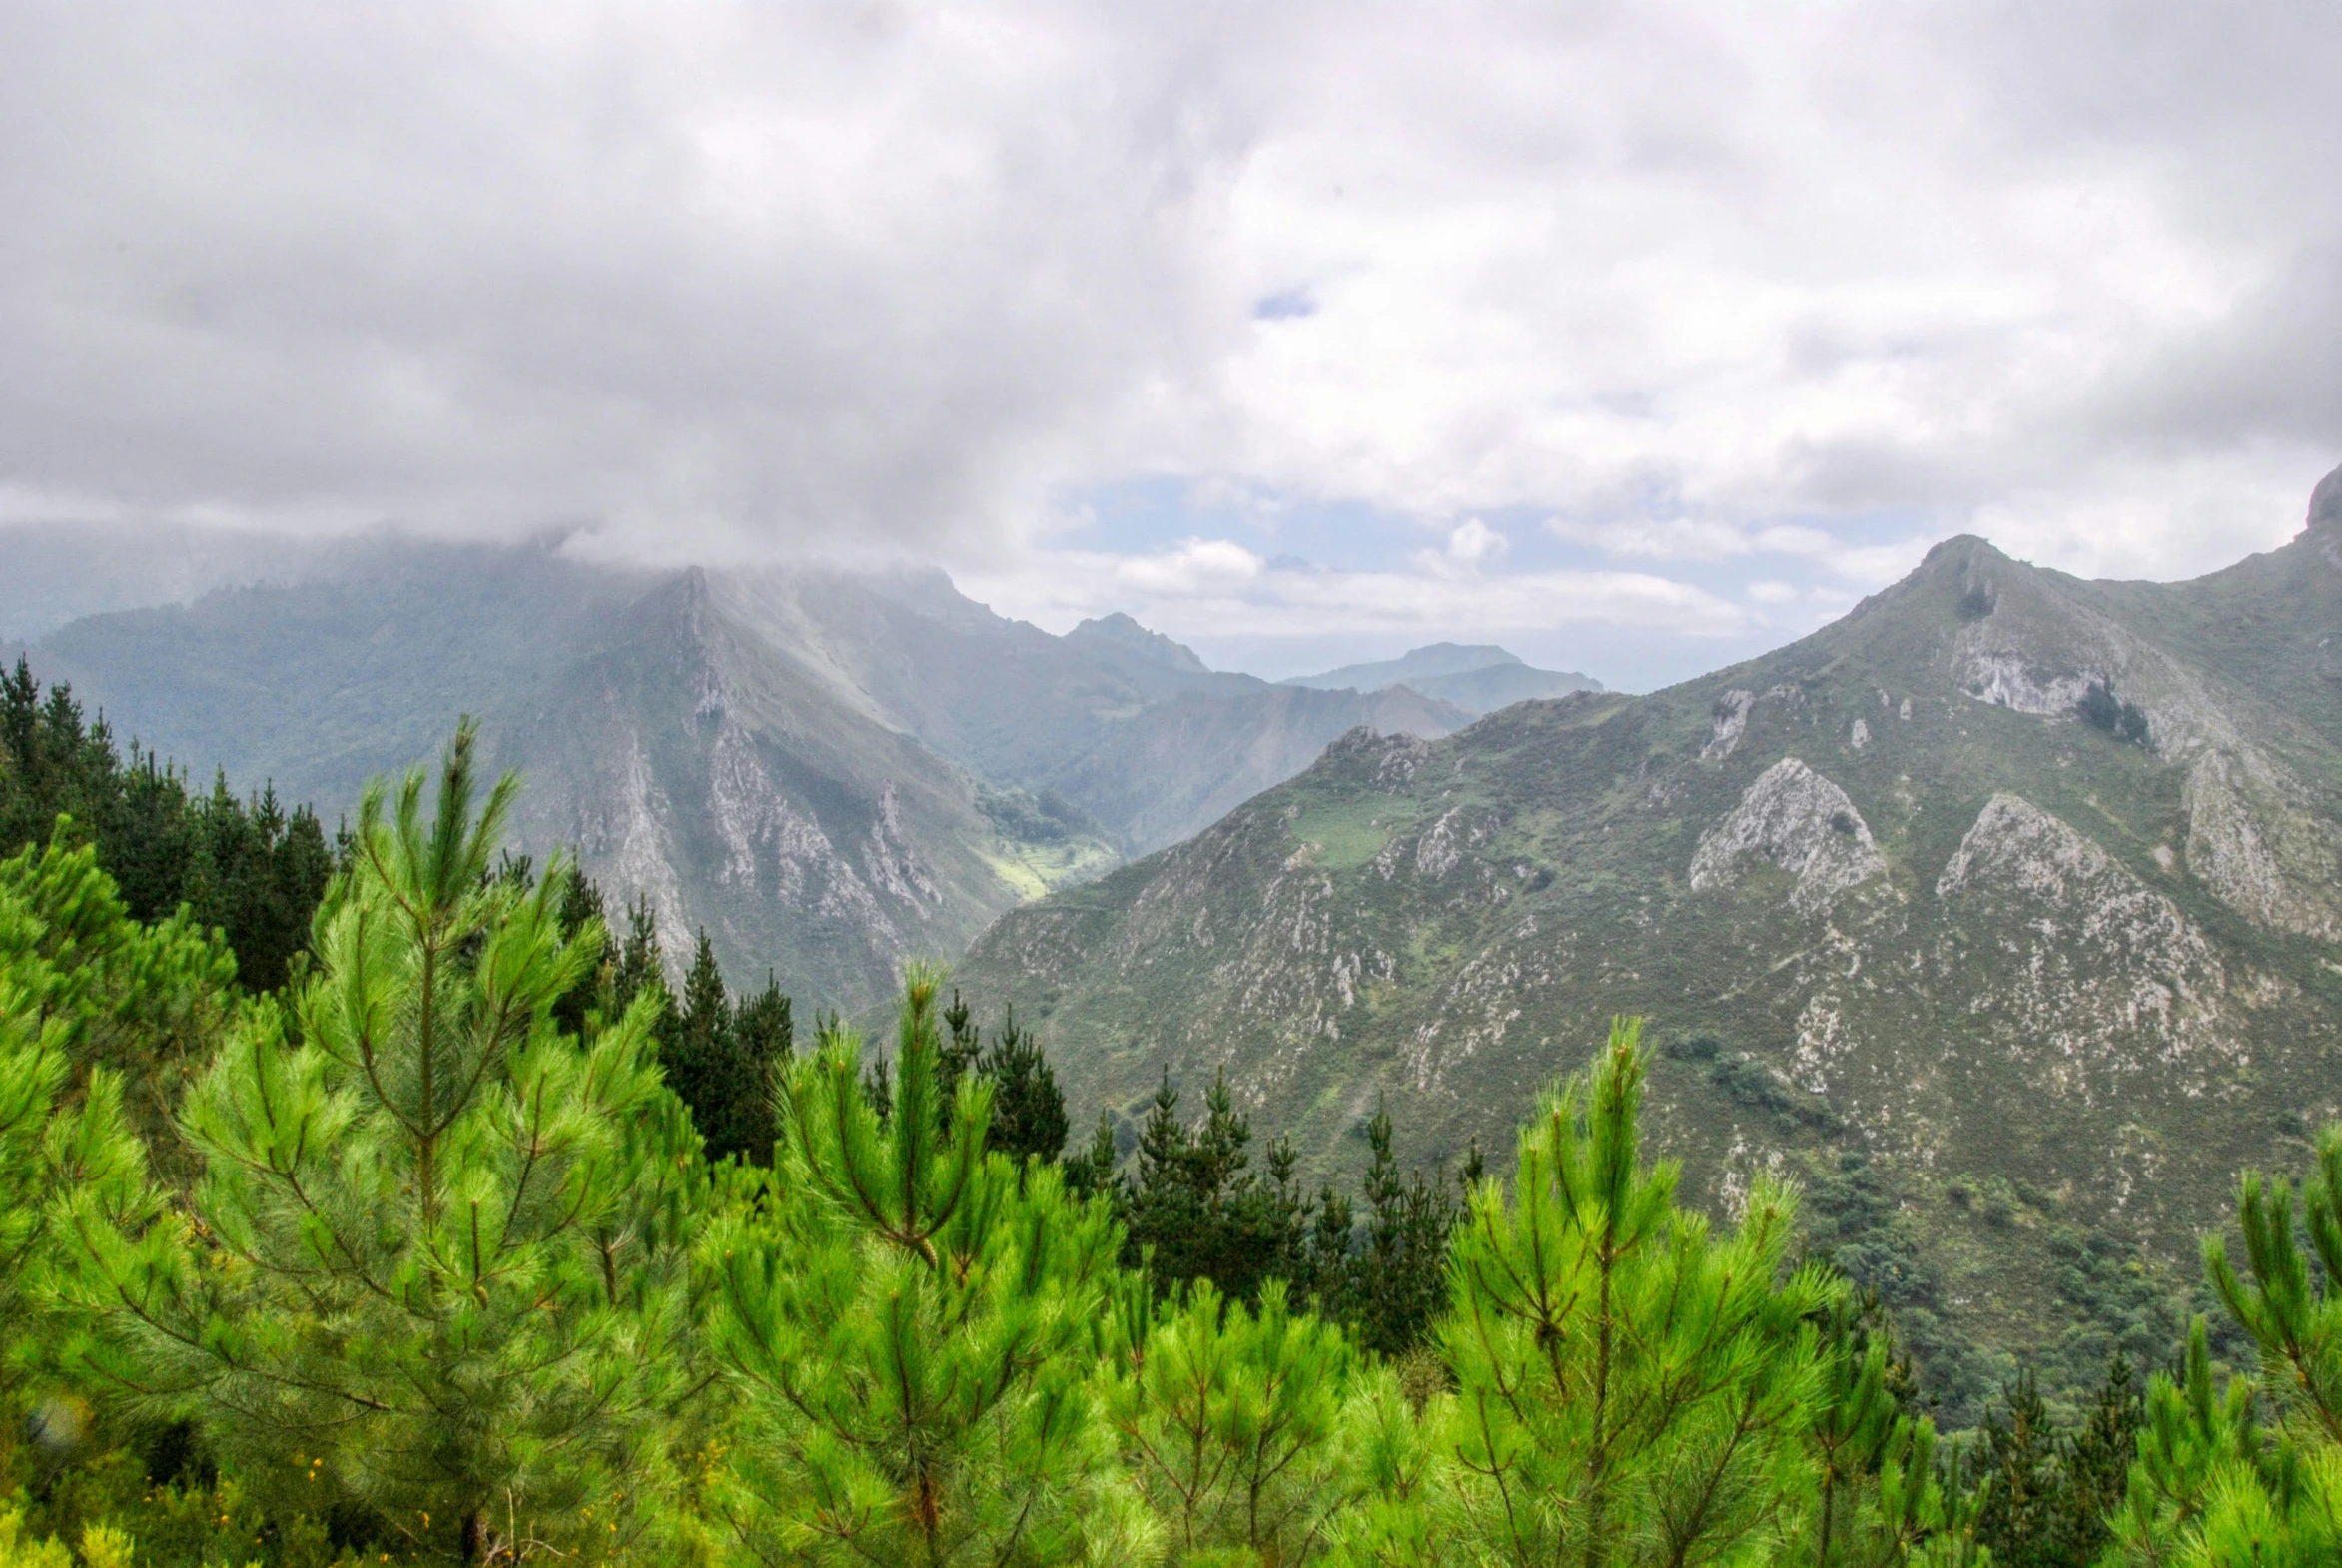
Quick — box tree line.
[6,709,2340,1563]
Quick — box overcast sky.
[2,2,2337,688]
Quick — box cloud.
[0,0,2335,605]
[1546,512,1934,588]
[1111,538,1267,595]
[1419,518,1507,575]
[959,536,1756,651]
[0,3,1251,552]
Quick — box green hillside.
[26,541,1464,1012]
[958,464,2342,1419]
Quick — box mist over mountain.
[17,537,1469,1010]
[0,519,337,642]
[959,464,2342,1416]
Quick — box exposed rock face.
[28,539,1478,1010]
[1690,758,1887,915]
[1955,648,2098,717]
[1702,689,1754,760]
[2183,751,2342,940]
[961,470,2342,1412]
[1937,794,2231,1096]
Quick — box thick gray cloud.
[1,0,2336,655]
[0,3,1248,547]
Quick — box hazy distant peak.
[1283,643,1524,691]
[1070,612,1211,673]
[1280,642,1599,714]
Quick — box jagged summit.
[1070,611,1211,674]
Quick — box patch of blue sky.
[1251,288,1317,321]
[1045,472,1943,692]
[1050,473,1431,573]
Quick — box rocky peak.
[1071,612,1210,673]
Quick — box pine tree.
[727,971,793,1162]
[0,659,331,995]
[1104,1277,1358,1563]
[57,724,697,1563]
[609,893,667,1020]
[2057,1353,2139,1565]
[937,987,984,1116]
[652,932,791,1166]
[978,1008,1068,1167]
[1355,1101,1461,1360]
[1800,1296,1942,1568]
[702,966,1134,1566]
[1975,1371,2062,1567]
[1063,1109,1120,1199]
[1300,1179,1358,1327]
[549,868,607,1041]
[3,828,240,1481]
[1437,1017,1837,1567]
[667,932,732,1151]
[1121,1067,1313,1304]
[2206,1134,2342,1444]
[2099,1127,2342,1562]
[0,829,238,1166]
[2104,1317,2271,1563]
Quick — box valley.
[15,539,1536,1010]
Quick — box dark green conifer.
[0,660,331,996]
[1356,1100,1461,1360]
[1121,1067,1312,1304]
[978,1007,1068,1166]
[2058,1353,2139,1565]
[1063,1109,1120,1199]
[1975,1371,2062,1568]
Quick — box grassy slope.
[959,501,2342,1421]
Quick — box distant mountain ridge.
[1283,641,1601,713]
[1072,612,1212,673]
[958,464,2342,1415]
[1283,642,1527,688]
[19,540,1475,1009]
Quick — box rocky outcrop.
[1702,690,1755,760]
[1689,758,1888,915]
[1937,792,2233,1097]
[2183,751,2342,940]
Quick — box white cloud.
[1111,538,1267,595]
[960,537,1755,648]
[1413,517,1509,576]
[0,0,2336,608]
[1446,519,1507,567]
[1546,512,1933,586]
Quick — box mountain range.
[960,464,2342,1417]
[21,469,2342,1416]
[13,538,1494,1010]
[1282,642,1602,712]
